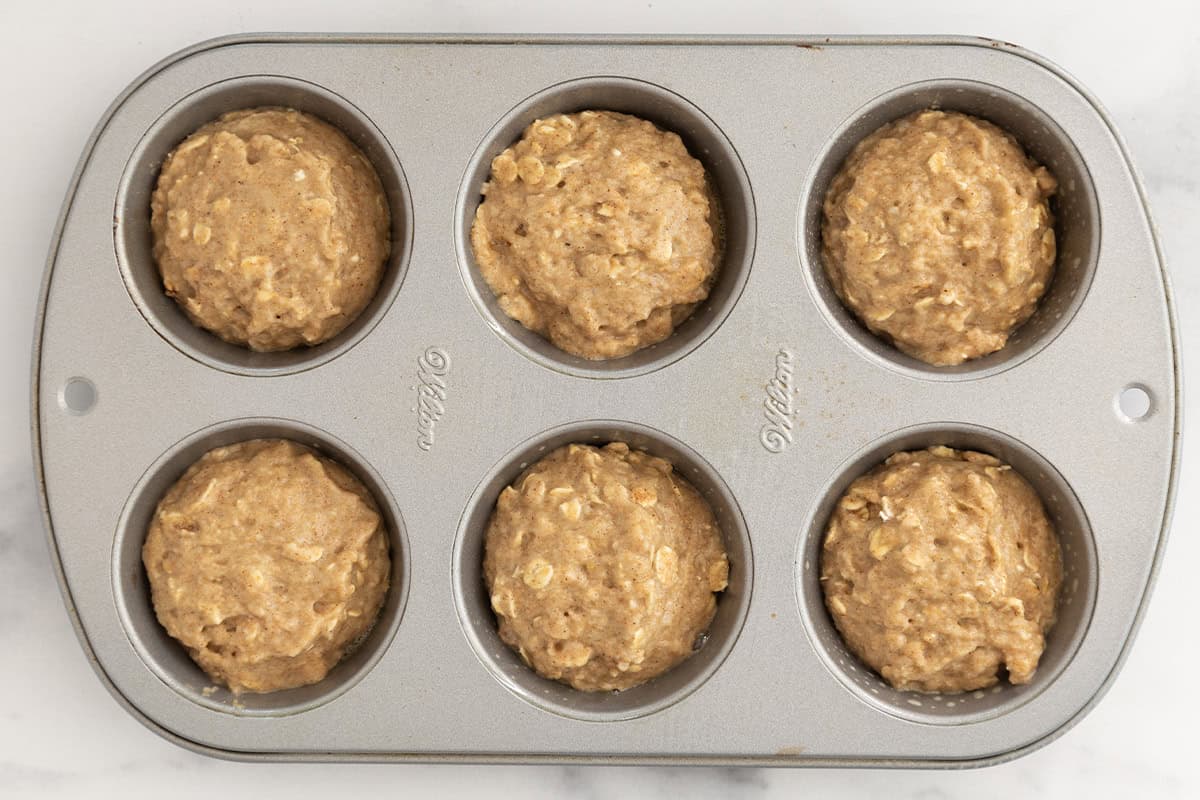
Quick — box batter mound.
[820,446,1062,693]
[822,110,1058,366]
[150,107,391,351]
[470,110,721,360]
[143,439,391,694]
[484,442,729,691]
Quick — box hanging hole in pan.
[1117,384,1153,421]
[59,377,97,415]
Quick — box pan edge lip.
[31,31,1182,767]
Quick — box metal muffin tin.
[32,34,1181,767]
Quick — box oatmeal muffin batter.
[143,439,391,693]
[820,446,1062,693]
[484,442,729,691]
[150,107,391,351]
[822,110,1057,366]
[470,110,721,360]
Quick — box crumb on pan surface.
[150,107,391,352]
[820,445,1062,694]
[142,438,391,694]
[484,442,729,692]
[822,109,1057,366]
[471,110,721,361]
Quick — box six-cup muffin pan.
[32,34,1180,766]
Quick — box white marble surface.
[2,0,1196,796]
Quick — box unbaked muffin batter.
[150,107,391,351]
[143,439,391,693]
[484,442,729,691]
[470,110,721,360]
[820,446,1062,693]
[822,110,1057,366]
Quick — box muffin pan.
[32,34,1180,766]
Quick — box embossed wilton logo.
[416,347,450,452]
[760,349,796,454]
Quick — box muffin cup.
[455,76,756,379]
[452,419,754,721]
[796,422,1097,725]
[114,75,414,377]
[111,417,410,716]
[799,79,1101,381]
